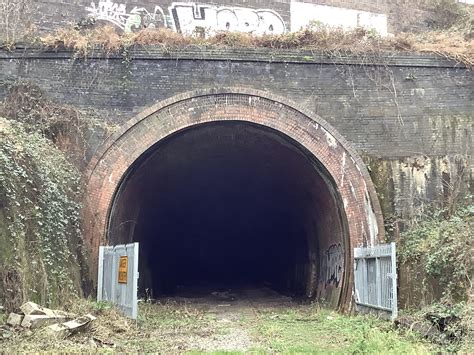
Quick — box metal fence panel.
[97,242,139,319]
[354,242,397,320]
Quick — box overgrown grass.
[27,24,474,67]
[1,301,434,353]
[396,204,473,351]
[248,307,433,353]
[398,204,474,302]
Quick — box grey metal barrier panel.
[97,242,139,319]
[354,242,397,321]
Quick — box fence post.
[97,246,105,301]
[375,256,382,308]
[391,242,398,320]
[132,242,139,319]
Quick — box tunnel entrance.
[84,90,384,311]
[109,122,346,305]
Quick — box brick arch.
[83,87,384,309]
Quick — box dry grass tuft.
[41,25,122,54]
[408,31,474,66]
[62,298,136,342]
[37,24,474,67]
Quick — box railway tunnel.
[84,90,383,309]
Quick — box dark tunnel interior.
[108,121,345,302]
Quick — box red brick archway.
[83,87,384,310]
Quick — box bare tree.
[0,0,33,43]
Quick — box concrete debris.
[21,314,67,329]
[47,314,97,339]
[6,313,24,327]
[4,302,84,331]
[20,301,75,318]
[21,301,52,316]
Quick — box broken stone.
[21,314,66,329]
[20,301,76,319]
[7,313,24,326]
[20,302,54,316]
[47,314,96,339]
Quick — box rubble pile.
[4,301,96,339]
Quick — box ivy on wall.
[398,204,474,303]
[0,117,85,312]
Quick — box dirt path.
[159,286,293,351]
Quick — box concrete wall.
[0,47,472,223]
[25,0,457,36]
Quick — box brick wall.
[0,47,472,221]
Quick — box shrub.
[426,0,471,30]
[0,117,86,312]
[398,204,474,302]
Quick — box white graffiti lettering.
[320,244,343,287]
[85,2,389,35]
[86,1,166,32]
[169,3,285,36]
[86,1,285,35]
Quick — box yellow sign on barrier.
[118,256,128,284]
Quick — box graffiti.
[85,1,388,35]
[86,1,285,34]
[86,1,166,32]
[320,244,344,287]
[169,3,285,36]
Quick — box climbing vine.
[398,203,474,302]
[0,80,116,167]
[0,118,85,312]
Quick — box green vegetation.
[249,307,432,353]
[0,80,115,167]
[397,204,473,351]
[0,80,115,312]
[398,204,473,302]
[0,117,85,312]
[1,301,436,353]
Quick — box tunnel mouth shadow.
[108,121,348,307]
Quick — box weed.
[92,300,113,313]
[34,24,474,68]
[426,0,471,31]
[0,117,84,311]
[0,0,34,44]
[0,300,438,353]
[248,306,433,353]
[0,80,116,167]
[398,204,474,302]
